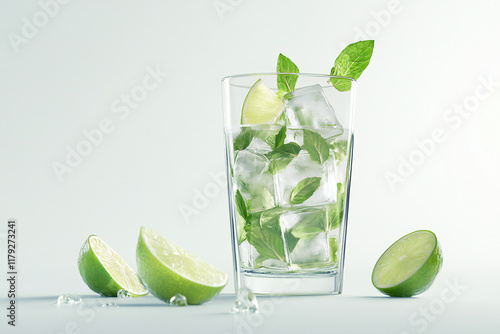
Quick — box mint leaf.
[234,128,254,151]
[277,53,299,94]
[290,177,321,205]
[260,207,299,253]
[330,40,374,91]
[267,142,301,174]
[329,237,338,263]
[327,139,348,164]
[245,210,286,262]
[327,183,345,230]
[275,126,286,149]
[235,190,247,221]
[303,130,330,164]
[259,207,286,229]
[291,210,326,239]
[237,213,247,244]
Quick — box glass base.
[240,269,343,295]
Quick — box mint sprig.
[291,210,326,240]
[276,53,299,97]
[234,128,254,151]
[245,208,298,262]
[303,130,330,164]
[327,183,345,230]
[330,40,374,91]
[235,190,248,221]
[274,126,286,149]
[290,177,321,205]
[267,142,301,174]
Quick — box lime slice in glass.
[372,230,443,297]
[136,227,228,305]
[78,235,148,297]
[241,79,283,124]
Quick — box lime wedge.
[241,79,283,124]
[78,235,148,297]
[372,230,443,297]
[136,227,228,305]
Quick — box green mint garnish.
[327,183,345,230]
[245,209,286,262]
[235,190,248,221]
[290,177,321,205]
[274,126,286,149]
[267,142,301,174]
[234,128,254,151]
[291,210,326,240]
[330,40,374,91]
[329,237,338,263]
[327,139,348,164]
[276,53,299,97]
[303,130,330,164]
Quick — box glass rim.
[222,72,356,83]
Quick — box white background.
[1,0,500,333]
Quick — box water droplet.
[169,294,188,306]
[231,288,259,314]
[117,289,132,298]
[56,294,82,306]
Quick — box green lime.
[136,227,228,305]
[241,79,283,124]
[78,235,148,297]
[372,230,443,297]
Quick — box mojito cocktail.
[223,74,356,294]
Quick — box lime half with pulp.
[241,79,283,124]
[372,230,443,297]
[136,227,228,305]
[78,235,148,297]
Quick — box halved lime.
[241,79,283,124]
[78,235,148,297]
[372,230,443,297]
[136,227,228,305]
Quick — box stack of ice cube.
[234,84,344,269]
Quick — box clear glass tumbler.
[222,73,356,294]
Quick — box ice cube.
[280,207,332,267]
[273,151,337,207]
[234,150,275,212]
[246,137,272,154]
[170,294,188,306]
[283,129,304,146]
[230,288,259,314]
[238,240,260,269]
[56,294,82,306]
[117,289,132,298]
[234,150,269,184]
[290,232,331,266]
[283,84,343,135]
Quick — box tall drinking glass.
[222,73,356,294]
